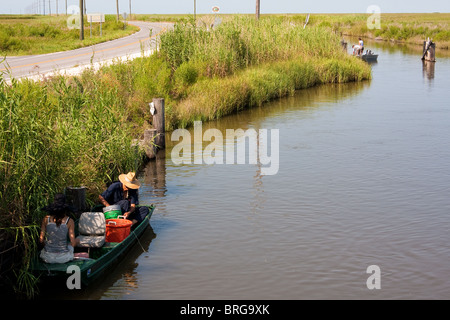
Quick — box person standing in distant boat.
[99,172,149,226]
[359,38,365,54]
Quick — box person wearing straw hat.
[99,172,147,226]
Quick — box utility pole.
[116,0,120,22]
[194,0,196,22]
[65,0,67,15]
[79,0,84,40]
[256,0,260,20]
[56,0,58,16]
[129,0,132,19]
[49,0,51,16]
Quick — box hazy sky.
[2,0,450,15]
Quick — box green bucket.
[103,205,121,220]
[104,210,121,220]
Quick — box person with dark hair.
[39,194,78,264]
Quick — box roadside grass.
[0,14,138,56]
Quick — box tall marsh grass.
[0,74,144,296]
[157,16,371,128]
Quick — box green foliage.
[0,71,145,297]
[0,14,138,55]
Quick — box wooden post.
[427,43,436,62]
[79,0,84,40]
[152,98,165,150]
[256,0,260,20]
[423,40,436,62]
[116,0,120,22]
[66,186,87,215]
[143,129,158,160]
[340,39,348,52]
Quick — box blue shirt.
[101,181,139,206]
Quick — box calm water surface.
[75,40,450,300]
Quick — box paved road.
[0,21,172,82]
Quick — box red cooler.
[105,218,132,243]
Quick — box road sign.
[87,13,105,23]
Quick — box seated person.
[39,194,78,264]
[99,172,149,226]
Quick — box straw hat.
[119,172,141,189]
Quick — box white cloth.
[40,245,74,264]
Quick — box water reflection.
[422,60,436,81]
[142,150,167,203]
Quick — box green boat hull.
[32,205,155,286]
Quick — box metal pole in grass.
[151,98,166,150]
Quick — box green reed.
[0,72,144,297]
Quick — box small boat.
[32,204,155,287]
[358,50,378,63]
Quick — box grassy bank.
[0,15,370,297]
[300,13,450,49]
[0,14,138,56]
[138,15,371,129]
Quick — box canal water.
[69,39,450,299]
